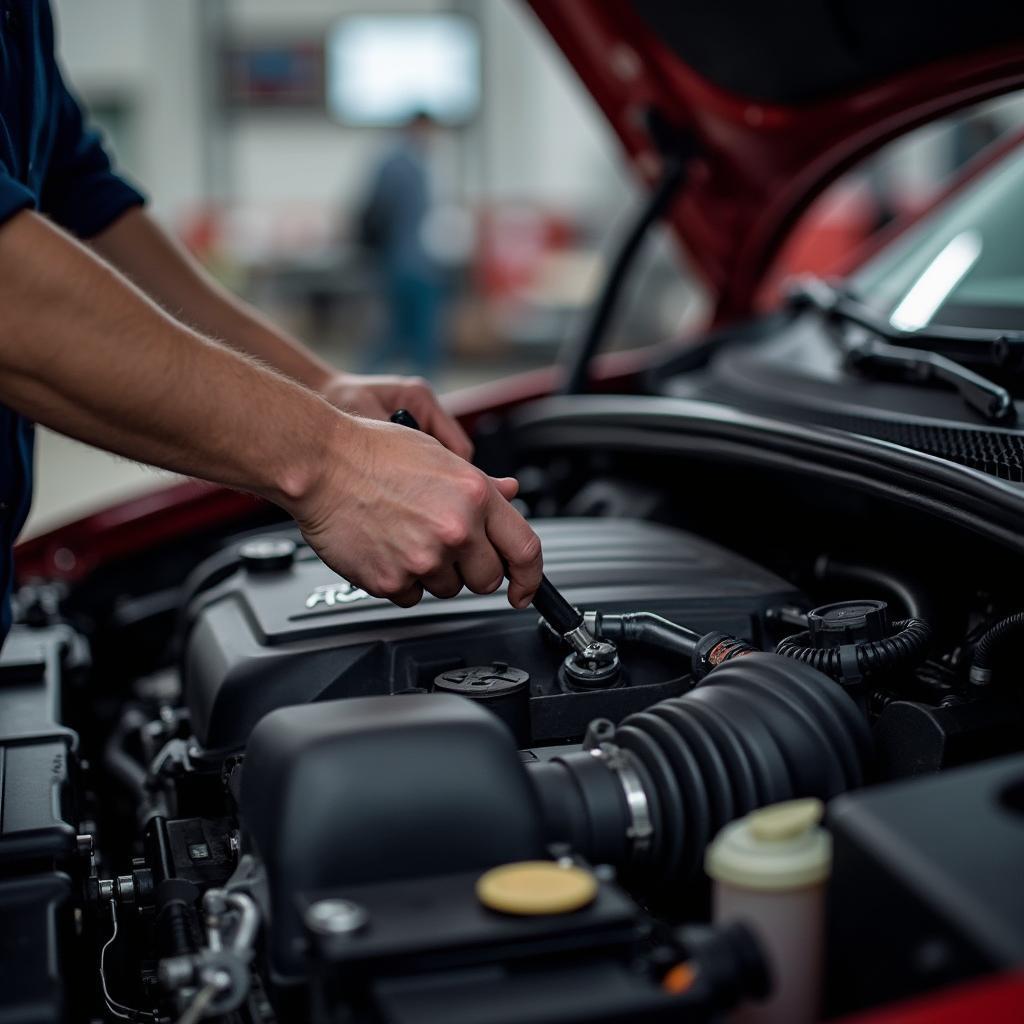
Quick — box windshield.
[852,146,1024,331]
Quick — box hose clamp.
[588,740,653,857]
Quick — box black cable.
[561,157,689,395]
[970,610,1024,685]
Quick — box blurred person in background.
[0,2,543,649]
[357,111,446,380]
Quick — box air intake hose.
[528,653,870,881]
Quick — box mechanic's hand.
[293,416,542,609]
[318,372,473,461]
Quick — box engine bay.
[5,437,1024,1023]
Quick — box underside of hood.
[528,1,1024,322]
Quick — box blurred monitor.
[327,15,480,127]
[224,42,325,108]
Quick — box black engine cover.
[183,518,800,750]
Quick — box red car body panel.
[838,972,1024,1024]
[526,2,1024,323]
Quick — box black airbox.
[241,693,546,975]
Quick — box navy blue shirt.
[0,0,145,640]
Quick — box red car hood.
[528,1,1024,323]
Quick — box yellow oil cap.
[476,861,598,916]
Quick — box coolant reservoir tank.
[706,798,831,1024]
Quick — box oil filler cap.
[476,861,598,916]
[434,663,529,699]
[239,536,297,573]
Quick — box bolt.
[76,833,94,857]
[304,898,369,937]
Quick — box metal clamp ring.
[589,741,653,857]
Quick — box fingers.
[358,395,390,420]
[491,476,519,501]
[399,379,474,460]
[485,494,543,609]
[455,540,505,595]
[420,565,464,599]
[327,381,389,420]
[389,582,425,608]
[431,410,474,462]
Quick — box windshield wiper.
[845,338,1016,424]
[789,276,1018,425]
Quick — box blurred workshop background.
[27,0,1024,535]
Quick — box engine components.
[181,518,802,750]
[240,693,547,975]
[969,609,1024,685]
[776,601,931,686]
[707,799,831,1024]
[691,600,931,689]
[827,753,1024,1015]
[529,653,871,882]
[873,693,1024,776]
[433,662,531,743]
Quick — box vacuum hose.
[593,611,701,659]
[529,653,871,881]
[970,610,1024,685]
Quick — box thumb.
[490,476,520,501]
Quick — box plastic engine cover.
[183,518,800,750]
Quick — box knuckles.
[457,471,491,511]
[405,549,441,578]
[435,514,471,549]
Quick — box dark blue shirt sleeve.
[39,68,146,239]
[0,159,35,228]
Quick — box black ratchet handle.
[389,408,421,430]
[532,575,583,635]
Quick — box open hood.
[528,1,1024,322]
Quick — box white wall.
[471,1,629,207]
[50,0,632,224]
[51,0,209,223]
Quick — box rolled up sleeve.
[39,71,145,239]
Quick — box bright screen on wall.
[326,15,481,127]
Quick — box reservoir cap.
[705,798,831,891]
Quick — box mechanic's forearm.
[0,211,345,509]
[91,206,335,390]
